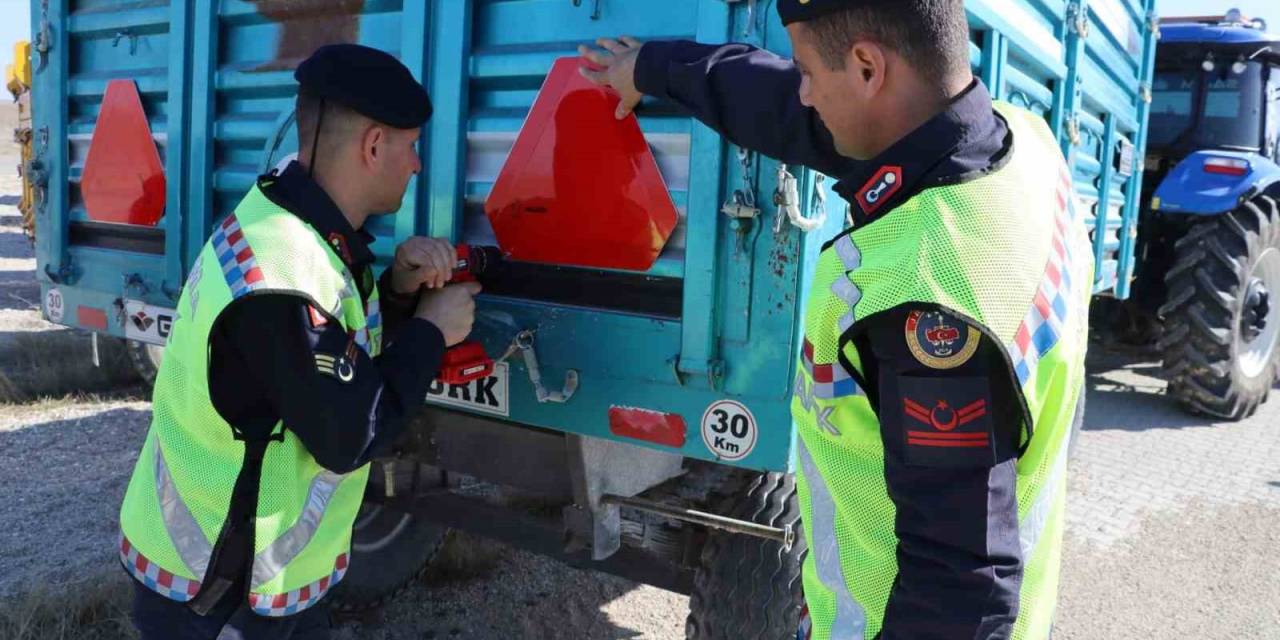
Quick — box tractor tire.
[1159,194,1280,420]
[328,460,447,612]
[126,340,164,388]
[685,471,806,640]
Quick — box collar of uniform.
[833,79,1009,227]
[257,161,377,271]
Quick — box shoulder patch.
[899,375,995,468]
[855,165,903,216]
[905,309,981,370]
[315,340,358,383]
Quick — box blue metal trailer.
[26,0,1157,627]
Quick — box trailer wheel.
[126,340,163,387]
[329,460,446,612]
[685,471,806,640]
[1159,195,1280,420]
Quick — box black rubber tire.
[328,461,447,612]
[1159,195,1280,420]
[685,471,806,640]
[126,340,163,388]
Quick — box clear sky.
[0,0,31,75]
[0,1,1276,81]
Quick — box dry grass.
[0,330,139,404]
[422,530,506,584]
[0,571,137,640]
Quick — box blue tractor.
[1134,10,1280,419]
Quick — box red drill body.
[438,244,503,385]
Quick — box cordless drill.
[438,244,505,385]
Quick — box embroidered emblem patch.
[855,165,903,216]
[903,397,988,440]
[905,309,981,369]
[898,375,996,468]
[315,341,358,383]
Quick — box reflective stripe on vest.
[1018,401,1076,558]
[250,469,349,589]
[154,438,212,579]
[797,438,867,640]
[248,553,349,617]
[128,438,355,608]
[831,235,862,333]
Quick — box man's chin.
[370,199,408,216]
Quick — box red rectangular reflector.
[77,306,108,331]
[1203,158,1249,176]
[609,406,687,448]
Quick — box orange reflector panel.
[484,57,679,272]
[81,79,166,226]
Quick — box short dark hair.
[296,88,367,157]
[805,0,971,84]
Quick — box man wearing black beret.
[119,44,480,639]
[582,2,1091,639]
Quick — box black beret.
[777,0,893,26]
[295,44,433,129]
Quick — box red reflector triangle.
[81,79,166,226]
[484,57,679,271]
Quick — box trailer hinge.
[1066,116,1081,147]
[26,157,48,214]
[1146,11,1162,38]
[44,260,78,286]
[1140,82,1152,104]
[33,0,52,73]
[1067,2,1090,38]
[669,356,726,390]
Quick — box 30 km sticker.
[701,400,757,461]
[45,288,64,323]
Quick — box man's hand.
[578,37,645,120]
[415,282,481,347]
[390,236,456,294]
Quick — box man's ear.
[849,41,887,94]
[362,125,385,167]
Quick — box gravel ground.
[1,99,1278,638]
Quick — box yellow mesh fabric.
[790,103,1091,640]
[120,184,378,600]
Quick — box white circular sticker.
[701,400,758,461]
[45,288,64,323]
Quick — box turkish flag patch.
[898,375,996,468]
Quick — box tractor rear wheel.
[1159,195,1280,420]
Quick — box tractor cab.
[1146,10,1280,177]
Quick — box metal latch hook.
[511,330,579,404]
